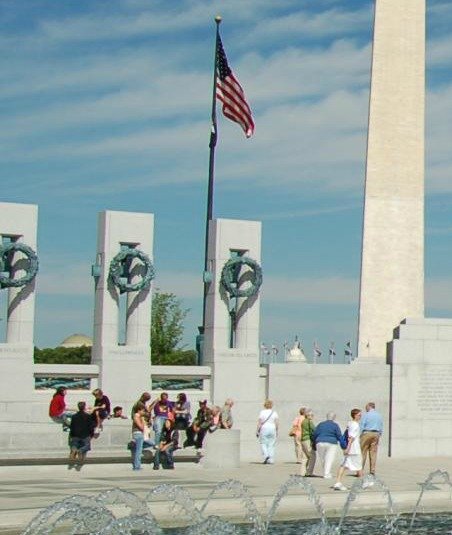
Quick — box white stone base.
[202,429,240,469]
[94,345,151,404]
[0,344,34,400]
[389,318,452,457]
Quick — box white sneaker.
[333,482,347,491]
[324,474,333,479]
[362,481,375,489]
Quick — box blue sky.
[1,0,451,361]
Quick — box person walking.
[131,402,154,471]
[290,407,306,464]
[313,411,342,479]
[333,408,363,491]
[300,409,316,476]
[360,401,383,475]
[68,401,96,471]
[256,400,279,464]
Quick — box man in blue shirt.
[360,402,383,475]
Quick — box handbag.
[339,428,349,450]
[289,416,301,437]
[256,410,274,437]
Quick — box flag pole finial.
[215,15,222,24]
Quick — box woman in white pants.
[256,400,279,464]
[313,412,342,479]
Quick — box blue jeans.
[51,411,75,429]
[132,431,154,470]
[153,416,167,447]
[70,436,91,454]
[259,428,277,462]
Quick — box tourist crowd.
[48,387,234,471]
[256,400,383,490]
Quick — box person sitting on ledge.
[91,388,111,434]
[220,399,234,429]
[153,418,179,470]
[184,400,212,450]
[209,405,221,432]
[49,387,75,431]
[110,406,128,419]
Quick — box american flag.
[216,36,255,138]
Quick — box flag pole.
[199,16,222,355]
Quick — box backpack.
[339,429,349,450]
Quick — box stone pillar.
[203,218,262,461]
[358,0,425,359]
[0,202,38,399]
[92,210,153,404]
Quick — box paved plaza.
[3,455,452,533]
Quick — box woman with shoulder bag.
[290,407,306,464]
[256,400,279,464]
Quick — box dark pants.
[154,446,175,468]
[184,425,207,448]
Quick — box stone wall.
[389,318,452,457]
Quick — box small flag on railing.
[329,343,336,363]
[313,341,322,360]
[345,341,353,358]
[216,36,255,138]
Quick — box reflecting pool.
[21,470,452,534]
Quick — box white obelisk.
[358,0,425,359]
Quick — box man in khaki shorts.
[360,402,383,475]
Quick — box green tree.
[152,291,186,355]
[34,346,91,364]
[151,290,194,365]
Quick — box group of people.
[49,387,113,469]
[130,392,234,471]
[49,386,234,471]
[257,400,383,490]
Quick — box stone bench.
[0,419,201,465]
[0,421,241,467]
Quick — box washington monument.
[358,0,425,359]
